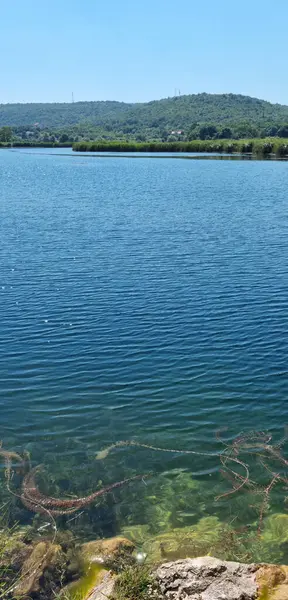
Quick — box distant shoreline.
[4,147,288,161]
[1,138,288,159]
[0,142,71,149]
[73,138,288,158]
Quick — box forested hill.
[2,93,288,143]
[2,93,288,129]
[0,100,131,128]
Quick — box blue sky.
[1,0,288,105]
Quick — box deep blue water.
[0,148,287,547]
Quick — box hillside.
[1,93,288,128]
[0,100,132,128]
[2,94,288,142]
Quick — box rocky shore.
[90,553,288,600]
[1,529,288,599]
[155,556,288,600]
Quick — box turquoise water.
[0,149,287,556]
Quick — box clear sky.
[1,0,288,105]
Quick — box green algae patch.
[145,517,224,563]
[256,565,288,600]
[63,537,135,600]
[120,525,151,546]
[121,517,227,563]
[121,514,288,566]
[261,514,288,546]
[118,471,205,540]
[63,563,107,600]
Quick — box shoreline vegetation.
[1,137,288,159]
[73,138,288,157]
[0,141,71,148]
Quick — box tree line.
[2,93,288,144]
[2,120,288,148]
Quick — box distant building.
[171,130,184,135]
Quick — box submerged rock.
[81,536,135,565]
[155,556,258,600]
[14,541,65,597]
[0,526,31,571]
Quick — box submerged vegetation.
[0,429,287,598]
[97,431,288,563]
[72,138,288,156]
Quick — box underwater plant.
[97,429,288,538]
[0,443,26,483]
[21,465,147,516]
[0,442,148,518]
[0,427,288,581]
[96,439,218,461]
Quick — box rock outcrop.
[155,556,258,600]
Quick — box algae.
[141,516,226,563]
[256,565,288,600]
[118,471,205,537]
[261,514,288,546]
[62,563,107,600]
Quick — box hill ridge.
[1,92,286,108]
[1,93,288,141]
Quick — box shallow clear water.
[0,149,287,557]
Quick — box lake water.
[0,149,287,560]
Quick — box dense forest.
[1,93,288,144]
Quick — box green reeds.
[73,138,288,157]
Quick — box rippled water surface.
[0,149,287,556]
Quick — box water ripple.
[0,150,287,478]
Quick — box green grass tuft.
[111,565,159,600]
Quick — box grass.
[111,565,159,600]
[0,521,24,599]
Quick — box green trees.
[0,126,12,142]
[218,127,232,139]
[59,133,69,143]
[277,125,288,137]
[199,125,218,140]
[1,94,288,140]
[2,93,288,145]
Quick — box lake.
[0,148,287,560]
